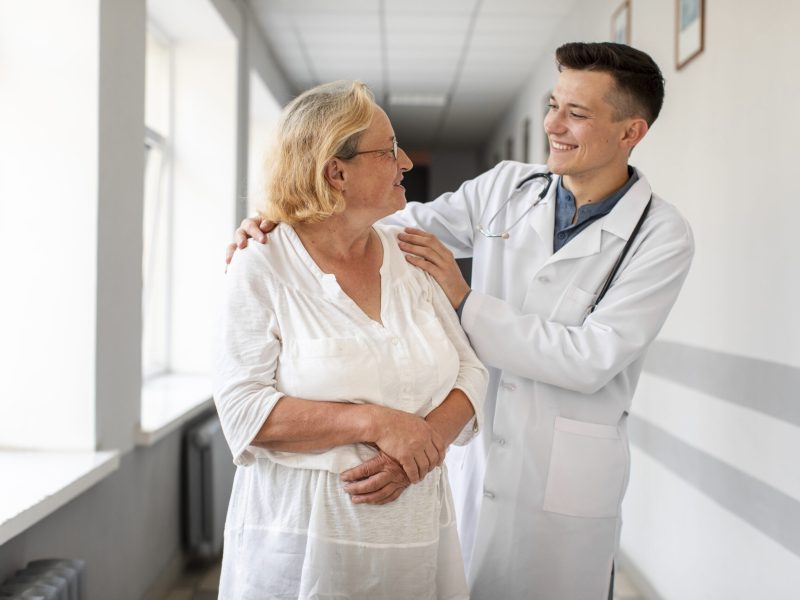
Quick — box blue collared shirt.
[553,166,639,252]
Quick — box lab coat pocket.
[550,284,597,325]
[282,337,379,403]
[542,416,628,518]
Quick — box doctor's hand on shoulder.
[225,215,276,267]
[398,228,471,309]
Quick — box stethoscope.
[474,169,653,315]
[476,172,554,239]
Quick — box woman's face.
[341,106,413,220]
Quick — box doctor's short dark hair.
[555,42,665,126]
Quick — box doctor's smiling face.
[544,68,646,189]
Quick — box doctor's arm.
[463,222,694,393]
[405,214,694,393]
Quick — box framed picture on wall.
[676,0,705,70]
[611,0,631,45]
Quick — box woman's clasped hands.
[341,405,446,505]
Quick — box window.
[141,0,238,427]
[247,71,283,218]
[142,29,173,380]
[0,1,101,449]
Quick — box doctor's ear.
[621,118,649,150]
[324,158,347,191]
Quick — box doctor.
[229,42,694,599]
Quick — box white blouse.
[214,223,487,600]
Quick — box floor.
[163,561,220,600]
[164,559,649,599]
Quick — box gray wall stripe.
[628,414,800,560]
[644,340,800,428]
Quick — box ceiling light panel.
[479,0,576,16]
[389,93,447,107]
[384,0,476,15]
[273,0,379,13]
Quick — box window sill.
[137,373,214,447]
[0,449,120,546]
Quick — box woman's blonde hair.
[262,80,375,224]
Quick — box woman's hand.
[225,215,277,266]
[340,451,411,505]
[370,406,445,484]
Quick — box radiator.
[0,558,84,599]
[183,411,236,561]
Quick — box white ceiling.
[246,0,577,151]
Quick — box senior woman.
[214,80,487,600]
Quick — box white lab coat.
[387,161,694,599]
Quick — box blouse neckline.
[280,222,391,327]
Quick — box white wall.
[635,0,800,361]
[96,0,147,452]
[0,1,101,450]
[247,71,283,217]
[245,5,293,106]
[624,1,800,597]
[240,2,294,222]
[485,1,800,598]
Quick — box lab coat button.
[496,438,506,447]
[483,490,495,499]
[501,381,516,391]
[538,275,550,284]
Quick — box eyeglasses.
[351,138,399,161]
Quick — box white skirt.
[219,459,469,600]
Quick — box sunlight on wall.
[0,1,99,449]
[247,71,282,217]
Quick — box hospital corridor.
[1,0,799,598]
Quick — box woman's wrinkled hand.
[225,215,277,266]
[371,407,445,484]
[340,451,411,505]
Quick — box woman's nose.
[398,147,413,172]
